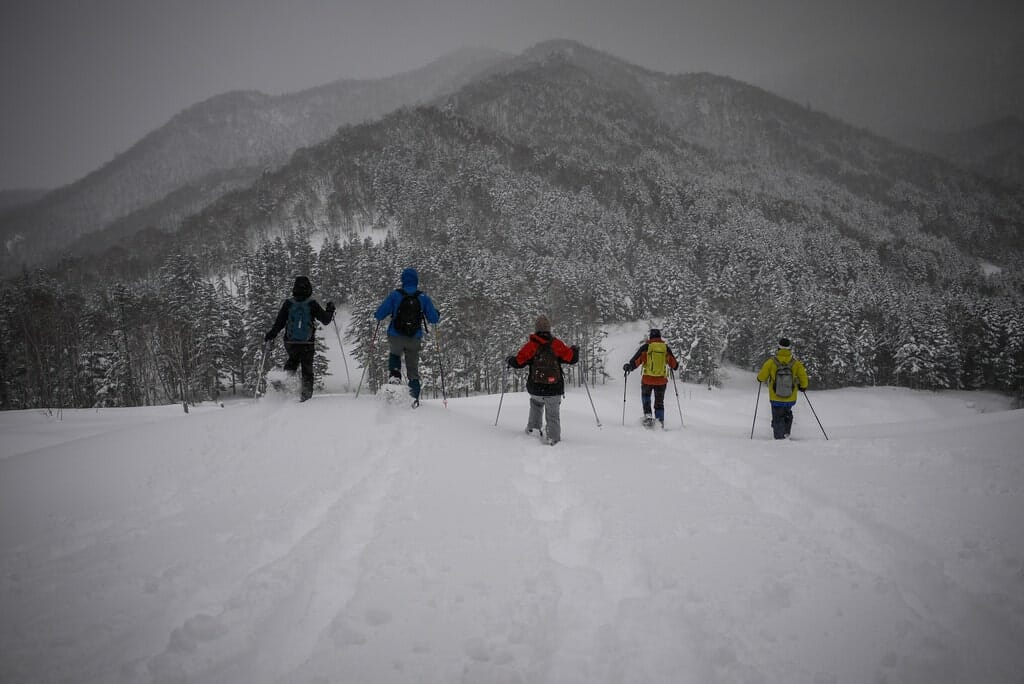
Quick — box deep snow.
[1,323,1023,684]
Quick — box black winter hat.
[778,337,791,349]
[292,276,313,300]
[649,328,662,339]
[534,315,551,333]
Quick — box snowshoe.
[263,370,302,401]
[642,416,655,428]
[526,427,551,444]
[377,382,403,404]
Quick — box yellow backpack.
[643,341,668,377]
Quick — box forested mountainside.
[2,41,1022,410]
[0,47,508,275]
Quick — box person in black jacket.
[506,315,579,445]
[264,276,335,401]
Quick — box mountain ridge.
[49,40,1024,277]
[0,46,510,274]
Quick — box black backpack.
[286,298,314,342]
[393,289,423,337]
[530,342,561,385]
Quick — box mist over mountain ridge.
[904,116,1024,187]
[0,189,48,216]
[764,37,1024,146]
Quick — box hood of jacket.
[292,276,312,301]
[774,347,793,364]
[400,268,419,294]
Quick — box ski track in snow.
[144,400,408,684]
[686,437,1024,683]
[1,370,1023,684]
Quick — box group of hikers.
[263,267,810,442]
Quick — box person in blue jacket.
[374,267,440,403]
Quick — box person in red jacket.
[623,328,679,428]
[506,315,579,446]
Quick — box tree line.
[1,220,1021,411]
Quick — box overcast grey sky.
[1,0,1021,190]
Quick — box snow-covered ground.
[2,323,1023,684]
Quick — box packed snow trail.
[1,371,1023,683]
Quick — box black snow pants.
[284,342,316,401]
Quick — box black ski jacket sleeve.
[309,300,333,325]
[266,300,290,340]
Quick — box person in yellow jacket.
[623,329,680,428]
[756,337,809,439]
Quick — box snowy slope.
[1,324,1023,684]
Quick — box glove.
[622,363,632,374]
[325,301,336,313]
[264,332,274,342]
[571,345,579,355]
[506,356,517,368]
[799,386,806,392]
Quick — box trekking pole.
[670,368,685,427]
[750,382,762,439]
[355,320,381,398]
[494,364,508,426]
[254,340,270,398]
[621,370,628,425]
[580,368,602,428]
[802,390,829,440]
[434,326,449,408]
[331,318,352,388]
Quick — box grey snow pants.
[527,394,563,443]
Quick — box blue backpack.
[286,298,314,342]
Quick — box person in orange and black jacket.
[264,276,335,402]
[756,337,809,439]
[506,315,579,446]
[623,328,680,428]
